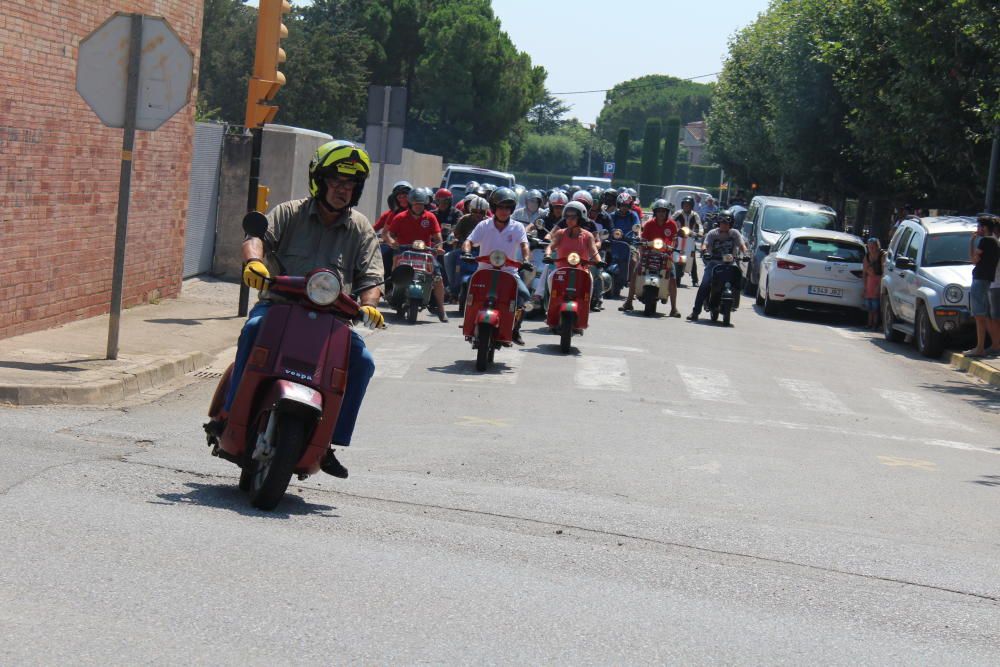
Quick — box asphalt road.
[2,293,999,665]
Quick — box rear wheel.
[559,312,575,353]
[406,298,420,324]
[722,301,732,326]
[248,412,307,511]
[916,304,945,357]
[883,297,905,342]
[642,285,657,317]
[763,279,781,316]
[475,323,494,371]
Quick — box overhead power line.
[550,72,720,96]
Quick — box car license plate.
[809,285,842,297]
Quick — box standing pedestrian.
[965,214,999,357]
[861,238,885,330]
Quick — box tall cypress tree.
[640,120,661,187]
[660,117,681,185]
[613,128,630,183]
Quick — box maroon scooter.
[205,212,363,510]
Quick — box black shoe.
[512,330,525,346]
[686,312,699,322]
[320,449,349,478]
[438,310,449,323]
[618,301,634,312]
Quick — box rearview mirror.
[894,256,915,270]
[242,211,268,239]
[758,244,771,254]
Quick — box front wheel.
[475,323,494,371]
[642,285,657,317]
[559,312,575,353]
[722,300,732,326]
[248,412,308,511]
[406,298,420,324]
[883,298,905,342]
[916,304,945,357]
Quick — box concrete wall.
[0,0,203,339]
[355,148,444,223]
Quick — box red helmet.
[434,188,453,202]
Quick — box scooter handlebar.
[473,255,523,269]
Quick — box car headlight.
[652,238,665,250]
[567,252,581,266]
[306,270,341,306]
[489,250,507,268]
[944,284,964,304]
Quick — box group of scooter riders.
[216,140,748,482]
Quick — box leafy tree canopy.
[596,75,713,143]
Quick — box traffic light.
[245,0,291,128]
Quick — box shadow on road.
[426,359,519,378]
[146,316,241,326]
[154,482,339,519]
[523,343,580,356]
[917,378,1000,415]
[970,475,1000,488]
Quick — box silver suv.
[882,216,977,357]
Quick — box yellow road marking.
[877,456,936,471]
[788,345,821,353]
[456,416,509,427]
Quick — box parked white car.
[881,216,977,357]
[756,228,866,315]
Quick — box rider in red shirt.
[382,188,448,321]
[622,199,681,317]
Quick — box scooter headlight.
[567,252,581,266]
[412,240,426,251]
[489,250,507,268]
[306,270,341,306]
[944,284,964,304]
[612,228,623,240]
[523,301,535,313]
[723,253,734,263]
[652,238,665,250]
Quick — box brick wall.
[0,1,202,339]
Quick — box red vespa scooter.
[543,252,603,353]
[205,212,368,511]
[462,250,522,371]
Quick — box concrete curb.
[950,352,1000,388]
[0,350,214,407]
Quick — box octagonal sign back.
[76,13,194,131]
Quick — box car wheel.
[762,279,781,316]
[915,304,945,357]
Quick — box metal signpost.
[76,13,194,359]
[364,85,407,219]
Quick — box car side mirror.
[758,244,771,254]
[895,256,915,270]
[242,211,268,239]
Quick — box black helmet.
[716,211,734,226]
[652,198,670,213]
[490,187,518,211]
[681,195,695,207]
[601,189,618,207]
[410,188,432,206]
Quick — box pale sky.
[491,0,771,123]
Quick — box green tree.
[640,120,661,186]
[614,129,630,181]
[526,91,571,135]
[197,0,256,124]
[596,75,713,142]
[660,117,680,185]
[517,134,583,173]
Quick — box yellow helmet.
[309,140,372,207]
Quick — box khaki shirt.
[259,198,383,301]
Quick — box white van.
[440,164,515,201]
[571,176,612,190]
[660,184,710,211]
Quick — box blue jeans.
[444,248,462,295]
[223,302,375,446]
[513,273,530,308]
[693,261,719,313]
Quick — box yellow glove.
[242,259,270,290]
[359,305,385,330]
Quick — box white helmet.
[563,201,589,219]
[468,195,490,213]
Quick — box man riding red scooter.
[204,141,386,509]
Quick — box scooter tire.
[248,411,307,511]
[475,323,493,371]
[722,301,732,327]
[642,286,657,317]
[406,298,420,324]
[559,312,575,354]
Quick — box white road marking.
[876,389,971,431]
[661,408,995,455]
[575,356,631,391]
[587,344,648,354]
[676,366,744,403]
[372,344,431,379]
[776,378,853,414]
[826,326,876,341]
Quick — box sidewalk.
[0,278,247,406]
[950,351,1000,388]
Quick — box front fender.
[407,282,427,300]
[476,309,500,327]
[263,379,323,418]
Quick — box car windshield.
[446,171,514,189]
[788,238,864,263]
[921,232,974,266]
[762,207,837,233]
